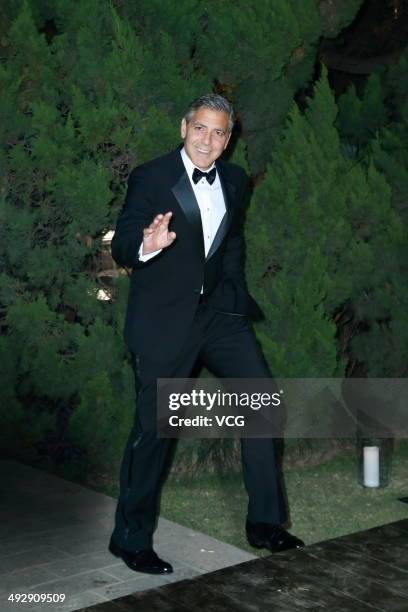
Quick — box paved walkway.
[0,460,255,612]
[79,519,408,611]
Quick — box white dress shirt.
[138,147,226,264]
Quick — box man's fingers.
[149,217,161,228]
[144,212,174,239]
[156,212,172,223]
[154,212,171,222]
[159,212,173,228]
[147,214,163,228]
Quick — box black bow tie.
[192,167,216,185]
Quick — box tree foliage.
[1,0,406,473]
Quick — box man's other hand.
[142,212,176,255]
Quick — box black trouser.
[111,303,287,551]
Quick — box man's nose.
[201,131,210,145]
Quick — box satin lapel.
[171,171,205,257]
[206,165,236,261]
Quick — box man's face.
[181,107,231,170]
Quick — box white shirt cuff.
[138,242,162,262]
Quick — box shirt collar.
[180,147,216,181]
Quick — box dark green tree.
[1,0,405,476]
[0,0,209,469]
[245,68,403,382]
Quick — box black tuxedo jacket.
[111,146,262,362]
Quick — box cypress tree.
[0,1,209,468]
[245,67,403,382]
[1,0,405,474]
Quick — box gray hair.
[184,94,235,133]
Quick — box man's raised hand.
[142,212,176,255]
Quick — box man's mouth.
[196,148,210,154]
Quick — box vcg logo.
[215,415,245,427]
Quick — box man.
[109,94,304,575]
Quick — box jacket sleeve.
[221,171,263,320]
[221,172,250,289]
[111,166,155,269]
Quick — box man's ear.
[224,132,232,150]
[180,118,187,139]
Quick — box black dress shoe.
[246,520,304,552]
[109,539,173,575]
